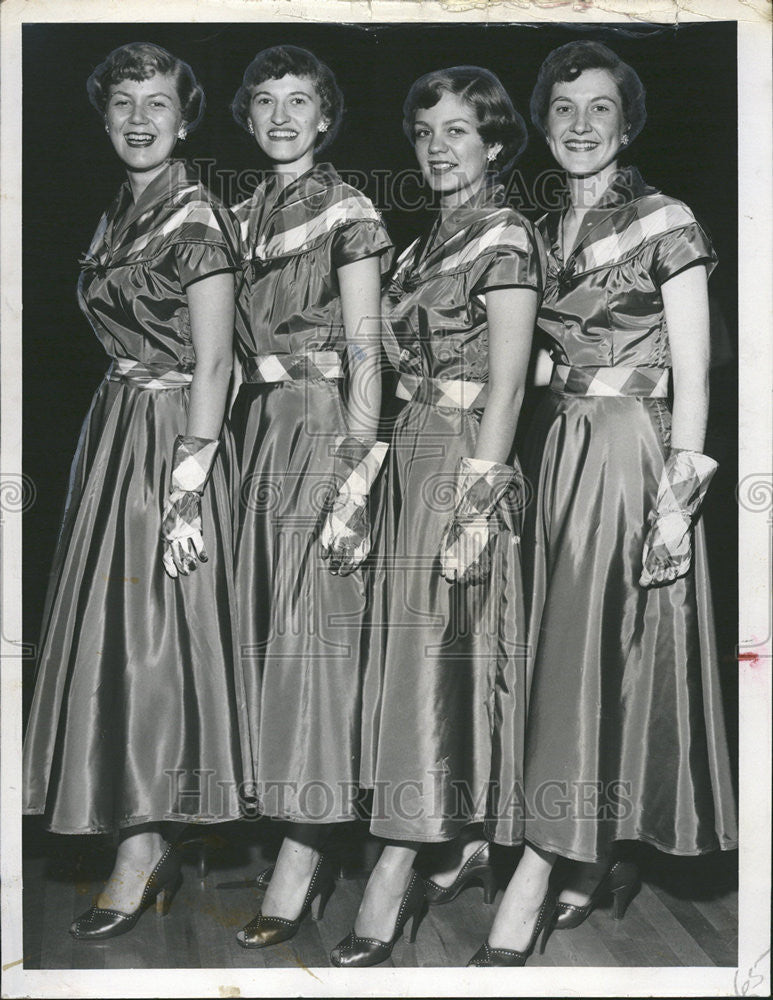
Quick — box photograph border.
[1,1,770,996]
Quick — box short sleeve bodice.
[77,160,238,371]
[537,168,716,369]
[232,162,393,360]
[383,185,546,382]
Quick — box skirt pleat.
[23,377,253,834]
[521,391,738,861]
[364,400,528,845]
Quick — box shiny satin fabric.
[23,379,251,833]
[363,188,544,844]
[231,380,378,822]
[230,165,393,824]
[383,183,545,382]
[521,167,737,861]
[232,163,393,360]
[521,393,738,859]
[363,400,528,844]
[22,160,252,833]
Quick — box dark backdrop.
[21,21,738,753]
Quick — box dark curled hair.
[530,40,647,143]
[230,45,344,152]
[402,66,528,174]
[86,42,205,132]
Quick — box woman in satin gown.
[227,46,393,949]
[22,43,252,939]
[467,41,738,967]
[330,67,544,968]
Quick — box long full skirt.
[22,376,253,834]
[232,378,378,823]
[363,399,528,845]
[522,390,738,861]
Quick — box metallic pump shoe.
[554,859,641,929]
[467,887,558,967]
[69,842,183,942]
[236,855,335,949]
[330,871,427,968]
[424,841,496,906]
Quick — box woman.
[22,43,252,939]
[468,40,738,967]
[228,46,393,949]
[330,67,544,968]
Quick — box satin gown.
[522,167,738,861]
[363,184,546,844]
[22,160,253,834]
[231,163,393,823]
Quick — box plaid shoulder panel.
[231,193,258,248]
[247,185,383,262]
[422,212,534,280]
[573,196,697,275]
[113,194,232,263]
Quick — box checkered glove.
[161,435,219,579]
[439,457,516,586]
[319,436,388,576]
[639,449,718,588]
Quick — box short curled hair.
[86,42,205,132]
[402,66,528,174]
[231,45,344,153]
[530,40,647,144]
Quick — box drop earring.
[104,119,110,135]
[177,126,188,142]
[318,120,329,133]
[247,120,255,136]
[487,145,502,163]
[621,130,630,147]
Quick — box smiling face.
[412,91,498,208]
[546,67,627,177]
[248,74,327,174]
[105,73,183,177]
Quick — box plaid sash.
[107,358,194,389]
[551,364,669,397]
[233,163,383,264]
[81,161,236,272]
[396,373,488,410]
[242,351,343,383]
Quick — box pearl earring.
[104,119,110,134]
[247,120,255,136]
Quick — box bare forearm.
[185,356,232,439]
[474,385,525,464]
[670,370,709,452]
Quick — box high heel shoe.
[467,887,558,967]
[424,842,496,906]
[69,842,182,941]
[554,859,640,929]
[236,855,335,949]
[330,871,427,968]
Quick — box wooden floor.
[22,818,737,969]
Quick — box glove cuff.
[170,435,219,494]
[655,449,718,519]
[333,436,388,497]
[454,456,516,518]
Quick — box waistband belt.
[395,373,488,410]
[242,351,343,383]
[107,358,194,389]
[550,364,669,397]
